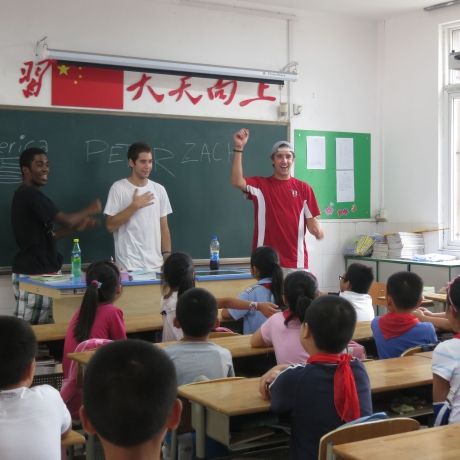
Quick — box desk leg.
[86,434,105,460]
[191,402,206,459]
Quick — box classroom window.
[449,28,460,85]
[451,95,460,242]
[443,22,460,246]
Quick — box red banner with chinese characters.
[51,62,124,109]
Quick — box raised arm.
[106,188,154,233]
[231,128,250,191]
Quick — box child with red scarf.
[259,295,372,460]
[371,271,437,359]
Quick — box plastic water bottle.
[210,236,220,270]
[71,238,82,279]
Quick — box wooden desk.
[423,292,447,303]
[61,429,86,448]
[364,355,432,393]
[32,313,164,342]
[413,351,434,359]
[20,271,253,322]
[333,424,460,460]
[68,333,274,368]
[178,355,434,458]
[68,323,373,368]
[353,321,372,342]
[158,334,273,358]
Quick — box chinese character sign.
[19,60,279,113]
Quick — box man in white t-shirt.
[231,128,324,271]
[104,142,172,272]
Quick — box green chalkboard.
[294,129,371,219]
[0,107,287,268]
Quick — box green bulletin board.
[294,129,371,219]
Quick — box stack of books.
[371,239,389,258]
[386,232,425,259]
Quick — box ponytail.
[73,261,120,343]
[251,246,284,307]
[284,295,313,326]
[283,271,318,326]
[270,264,284,308]
[162,252,195,299]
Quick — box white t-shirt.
[104,178,172,271]
[161,291,183,341]
[432,338,460,423]
[0,385,71,460]
[340,290,375,321]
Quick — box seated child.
[259,295,372,460]
[62,260,127,377]
[79,339,181,460]
[432,276,460,424]
[251,271,319,364]
[164,288,235,459]
[221,246,284,334]
[164,287,235,386]
[339,263,375,321]
[0,316,71,460]
[371,271,438,358]
[161,252,195,341]
[161,252,278,341]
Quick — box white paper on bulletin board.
[336,170,355,202]
[336,138,354,170]
[306,136,326,169]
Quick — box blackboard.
[0,107,287,268]
[294,129,371,219]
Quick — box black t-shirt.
[11,184,62,274]
[270,359,372,460]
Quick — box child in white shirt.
[339,263,375,321]
[0,316,71,460]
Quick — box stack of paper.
[371,240,389,258]
[386,232,425,259]
[412,253,457,262]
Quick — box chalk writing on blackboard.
[0,135,49,185]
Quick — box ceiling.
[188,0,446,20]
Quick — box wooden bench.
[32,313,164,343]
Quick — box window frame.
[442,21,460,249]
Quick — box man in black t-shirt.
[11,147,101,324]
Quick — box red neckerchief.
[282,310,291,320]
[259,282,272,290]
[454,333,460,339]
[378,312,419,340]
[307,353,360,422]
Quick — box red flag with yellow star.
[51,62,123,109]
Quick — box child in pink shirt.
[251,271,318,364]
[62,261,126,378]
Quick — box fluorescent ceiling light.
[45,48,297,85]
[425,0,460,11]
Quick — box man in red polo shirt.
[231,128,324,271]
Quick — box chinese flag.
[51,62,124,109]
